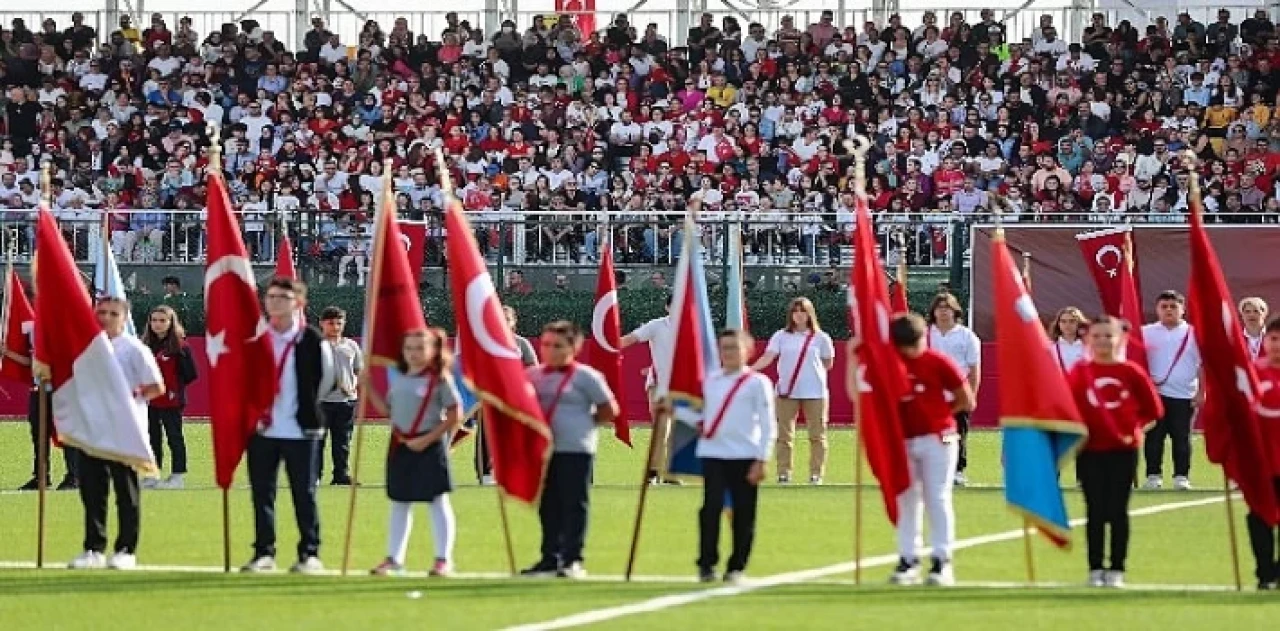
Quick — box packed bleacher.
[1,7,1280,273]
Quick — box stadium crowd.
[2,7,1280,268]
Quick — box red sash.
[779,331,817,398]
[1055,341,1066,373]
[391,374,440,445]
[703,371,754,439]
[1154,328,1192,387]
[540,364,577,422]
[260,332,301,428]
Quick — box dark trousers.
[78,453,140,554]
[148,407,187,474]
[318,401,355,482]
[955,411,971,472]
[28,389,80,481]
[1078,449,1137,572]
[475,425,493,480]
[698,458,761,573]
[538,453,593,566]
[1144,396,1194,477]
[247,435,321,561]
[1246,478,1280,584]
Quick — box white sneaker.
[557,561,587,580]
[1173,476,1192,491]
[925,558,955,587]
[68,550,106,569]
[953,471,968,487]
[1088,569,1106,587]
[480,474,495,486]
[107,552,137,570]
[890,558,920,585]
[240,556,276,573]
[777,474,791,485]
[1104,570,1126,588]
[1143,475,1163,490]
[809,475,823,485]
[159,474,184,490]
[723,570,745,584]
[290,556,325,574]
[140,477,160,490]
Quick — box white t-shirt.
[697,368,776,461]
[766,329,835,399]
[110,334,164,422]
[630,316,674,390]
[1142,321,1201,400]
[928,324,982,373]
[1052,338,1086,373]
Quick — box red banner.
[1076,227,1139,317]
[398,221,427,287]
[555,0,597,37]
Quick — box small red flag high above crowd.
[587,240,630,446]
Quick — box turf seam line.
[500,495,1233,631]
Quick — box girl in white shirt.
[1049,307,1088,373]
[751,297,836,484]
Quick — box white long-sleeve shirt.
[697,368,776,461]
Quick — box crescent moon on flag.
[465,274,521,361]
[204,255,257,295]
[1086,376,1128,410]
[592,290,619,354]
[1094,245,1122,273]
[1257,382,1280,418]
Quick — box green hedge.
[134,286,962,339]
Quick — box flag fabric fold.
[273,232,306,324]
[889,245,909,314]
[443,195,550,504]
[993,232,1087,547]
[1076,227,1146,368]
[205,171,278,489]
[364,184,427,367]
[0,268,34,384]
[94,223,135,336]
[849,197,911,524]
[1189,200,1280,526]
[33,207,155,473]
[658,217,719,478]
[586,238,630,446]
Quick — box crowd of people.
[5,8,1280,270]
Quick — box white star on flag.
[206,330,227,367]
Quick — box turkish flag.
[586,244,629,446]
[993,231,1087,546]
[555,0,596,37]
[0,268,34,384]
[205,171,278,490]
[889,253,909,314]
[1189,201,1279,526]
[275,234,296,280]
[444,196,550,504]
[367,195,427,366]
[397,221,427,287]
[849,196,910,524]
[1077,227,1146,369]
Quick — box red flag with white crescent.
[397,221,427,287]
[586,243,629,446]
[206,171,278,490]
[443,197,550,504]
[1076,227,1146,369]
[0,269,34,384]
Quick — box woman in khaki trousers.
[752,297,835,484]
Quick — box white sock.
[428,495,456,563]
[387,501,413,564]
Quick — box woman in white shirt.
[751,297,835,484]
[1048,307,1088,373]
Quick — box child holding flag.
[521,321,618,580]
[888,313,974,587]
[1247,317,1280,590]
[366,328,462,577]
[1067,315,1163,588]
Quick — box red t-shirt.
[1067,360,1163,452]
[1253,362,1280,469]
[899,349,966,438]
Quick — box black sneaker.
[18,477,44,491]
[698,567,716,583]
[661,478,684,486]
[889,558,920,584]
[646,470,659,485]
[329,478,354,486]
[1259,581,1278,591]
[520,559,560,578]
[56,477,78,491]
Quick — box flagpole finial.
[1183,150,1203,219]
[434,149,455,200]
[842,135,872,199]
[206,123,223,174]
[39,162,52,206]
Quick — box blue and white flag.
[94,236,135,336]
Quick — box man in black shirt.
[5,88,40,155]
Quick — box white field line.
[501,495,1234,631]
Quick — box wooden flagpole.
[34,162,54,569]
[624,404,662,581]
[1019,251,1038,585]
[435,150,517,576]
[207,124,233,574]
[338,162,393,576]
[844,136,873,586]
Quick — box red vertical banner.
[556,0,597,37]
[397,221,427,287]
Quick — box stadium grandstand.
[0,1,1277,293]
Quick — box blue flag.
[94,236,135,336]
